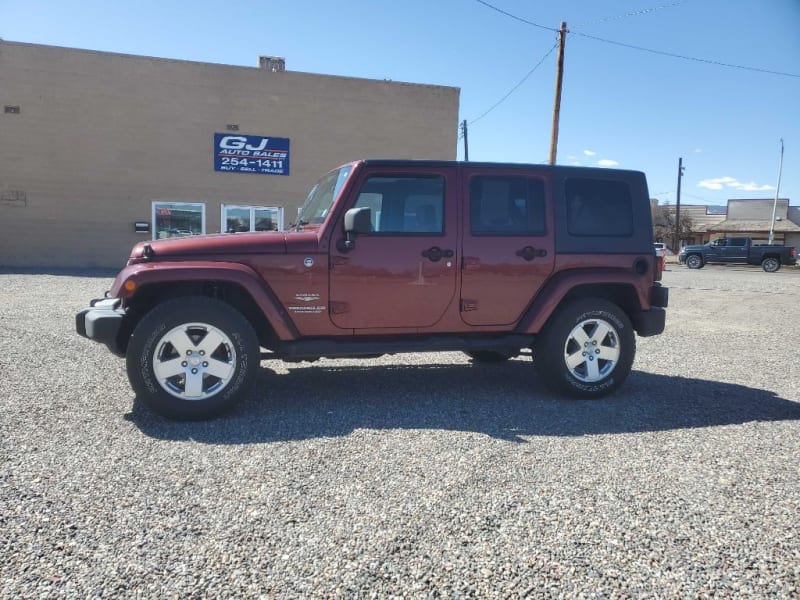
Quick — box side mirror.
[339,207,372,251]
[344,207,372,234]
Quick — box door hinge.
[462,256,480,270]
[460,299,478,312]
[329,301,350,314]
[330,255,349,269]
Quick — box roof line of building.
[0,39,461,93]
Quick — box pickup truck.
[76,160,668,419]
[679,237,797,272]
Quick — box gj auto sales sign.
[214,133,290,175]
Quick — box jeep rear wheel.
[686,254,703,269]
[126,297,259,420]
[534,298,635,399]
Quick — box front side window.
[352,175,445,234]
[470,175,546,235]
[565,178,633,237]
[152,202,205,239]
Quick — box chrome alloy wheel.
[152,322,237,400]
[563,317,621,383]
[686,254,702,269]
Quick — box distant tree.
[652,203,694,250]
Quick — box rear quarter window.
[565,178,633,237]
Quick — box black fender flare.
[111,261,299,340]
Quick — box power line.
[468,42,558,126]
[571,31,800,78]
[572,1,688,29]
[474,0,557,32]
[474,0,800,79]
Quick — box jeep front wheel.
[126,297,259,420]
[534,299,635,399]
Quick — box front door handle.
[422,246,454,262]
[516,246,547,261]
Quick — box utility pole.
[548,21,567,165]
[461,119,469,161]
[674,157,684,252]
[768,138,784,245]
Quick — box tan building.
[655,199,799,250]
[707,199,800,248]
[675,204,727,246]
[0,41,460,268]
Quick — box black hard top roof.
[360,159,643,177]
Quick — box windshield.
[295,165,353,227]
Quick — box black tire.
[686,254,704,269]
[466,350,512,363]
[534,298,635,399]
[761,257,780,273]
[126,297,259,420]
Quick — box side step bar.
[262,334,535,361]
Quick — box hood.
[680,243,707,252]
[129,231,289,263]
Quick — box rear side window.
[565,178,633,237]
[469,176,546,235]
[352,175,444,234]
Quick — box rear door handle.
[422,246,454,262]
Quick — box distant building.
[655,198,799,249]
[0,41,460,268]
[707,199,800,247]
[677,205,727,245]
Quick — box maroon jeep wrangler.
[76,160,668,419]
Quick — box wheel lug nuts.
[199,350,205,356]
[191,368,198,374]
[181,361,187,367]
[186,350,191,356]
[202,362,208,367]
[595,349,600,354]
[589,356,594,361]
[582,352,587,356]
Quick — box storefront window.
[225,206,252,232]
[152,202,205,239]
[222,205,284,232]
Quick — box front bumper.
[75,297,126,355]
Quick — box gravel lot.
[2,265,799,598]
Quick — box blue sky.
[2,0,798,207]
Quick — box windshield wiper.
[292,219,309,232]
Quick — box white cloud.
[583,150,596,156]
[693,148,702,153]
[597,159,619,167]
[697,176,736,190]
[736,181,774,192]
[697,176,775,192]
